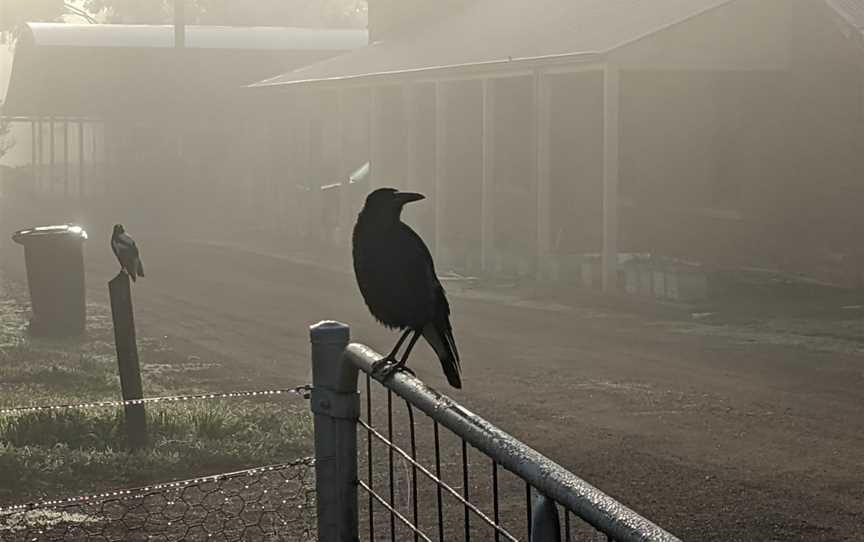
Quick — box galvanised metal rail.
[309,321,682,542]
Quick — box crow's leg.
[371,329,412,375]
[393,330,422,369]
[378,330,422,380]
[387,329,413,360]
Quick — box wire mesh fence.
[0,458,316,542]
[0,386,316,541]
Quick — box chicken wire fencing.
[0,459,316,542]
[0,386,316,541]
[310,321,682,542]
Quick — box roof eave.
[823,0,864,53]
[249,50,606,90]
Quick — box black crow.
[111,224,144,282]
[352,188,462,388]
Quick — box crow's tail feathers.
[422,321,462,389]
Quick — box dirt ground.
[3,234,863,541]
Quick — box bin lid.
[12,224,89,245]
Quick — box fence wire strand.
[0,385,312,416]
[358,481,433,542]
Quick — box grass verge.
[0,274,312,507]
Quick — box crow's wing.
[120,233,139,256]
[400,226,462,388]
[112,234,141,279]
[354,222,435,328]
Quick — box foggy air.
[0,1,861,540]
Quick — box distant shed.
[0,23,367,234]
[3,23,368,117]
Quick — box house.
[252,0,864,291]
[0,22,367,236]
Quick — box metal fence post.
[531,494,562,542]
[310,321,359,542]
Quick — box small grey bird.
[111,224,144,282]
[352,188,462,388]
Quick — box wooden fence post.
[310,321,359,541]
[108,272,147,451]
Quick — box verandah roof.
[251,0,737,88]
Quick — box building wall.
[549,71,604,257]
[619,69,785,264]
[613,0,864,284]
[0,38,12,102]
[0,45,33,170]
[404,82,437,247]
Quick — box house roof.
[2,23,367,117]
[253,0,737,88]
[826,0,864,30]
[820,0,864,54]
[23,22,367,51]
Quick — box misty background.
[0,1,863,540]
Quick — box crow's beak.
[396,192,425,204]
